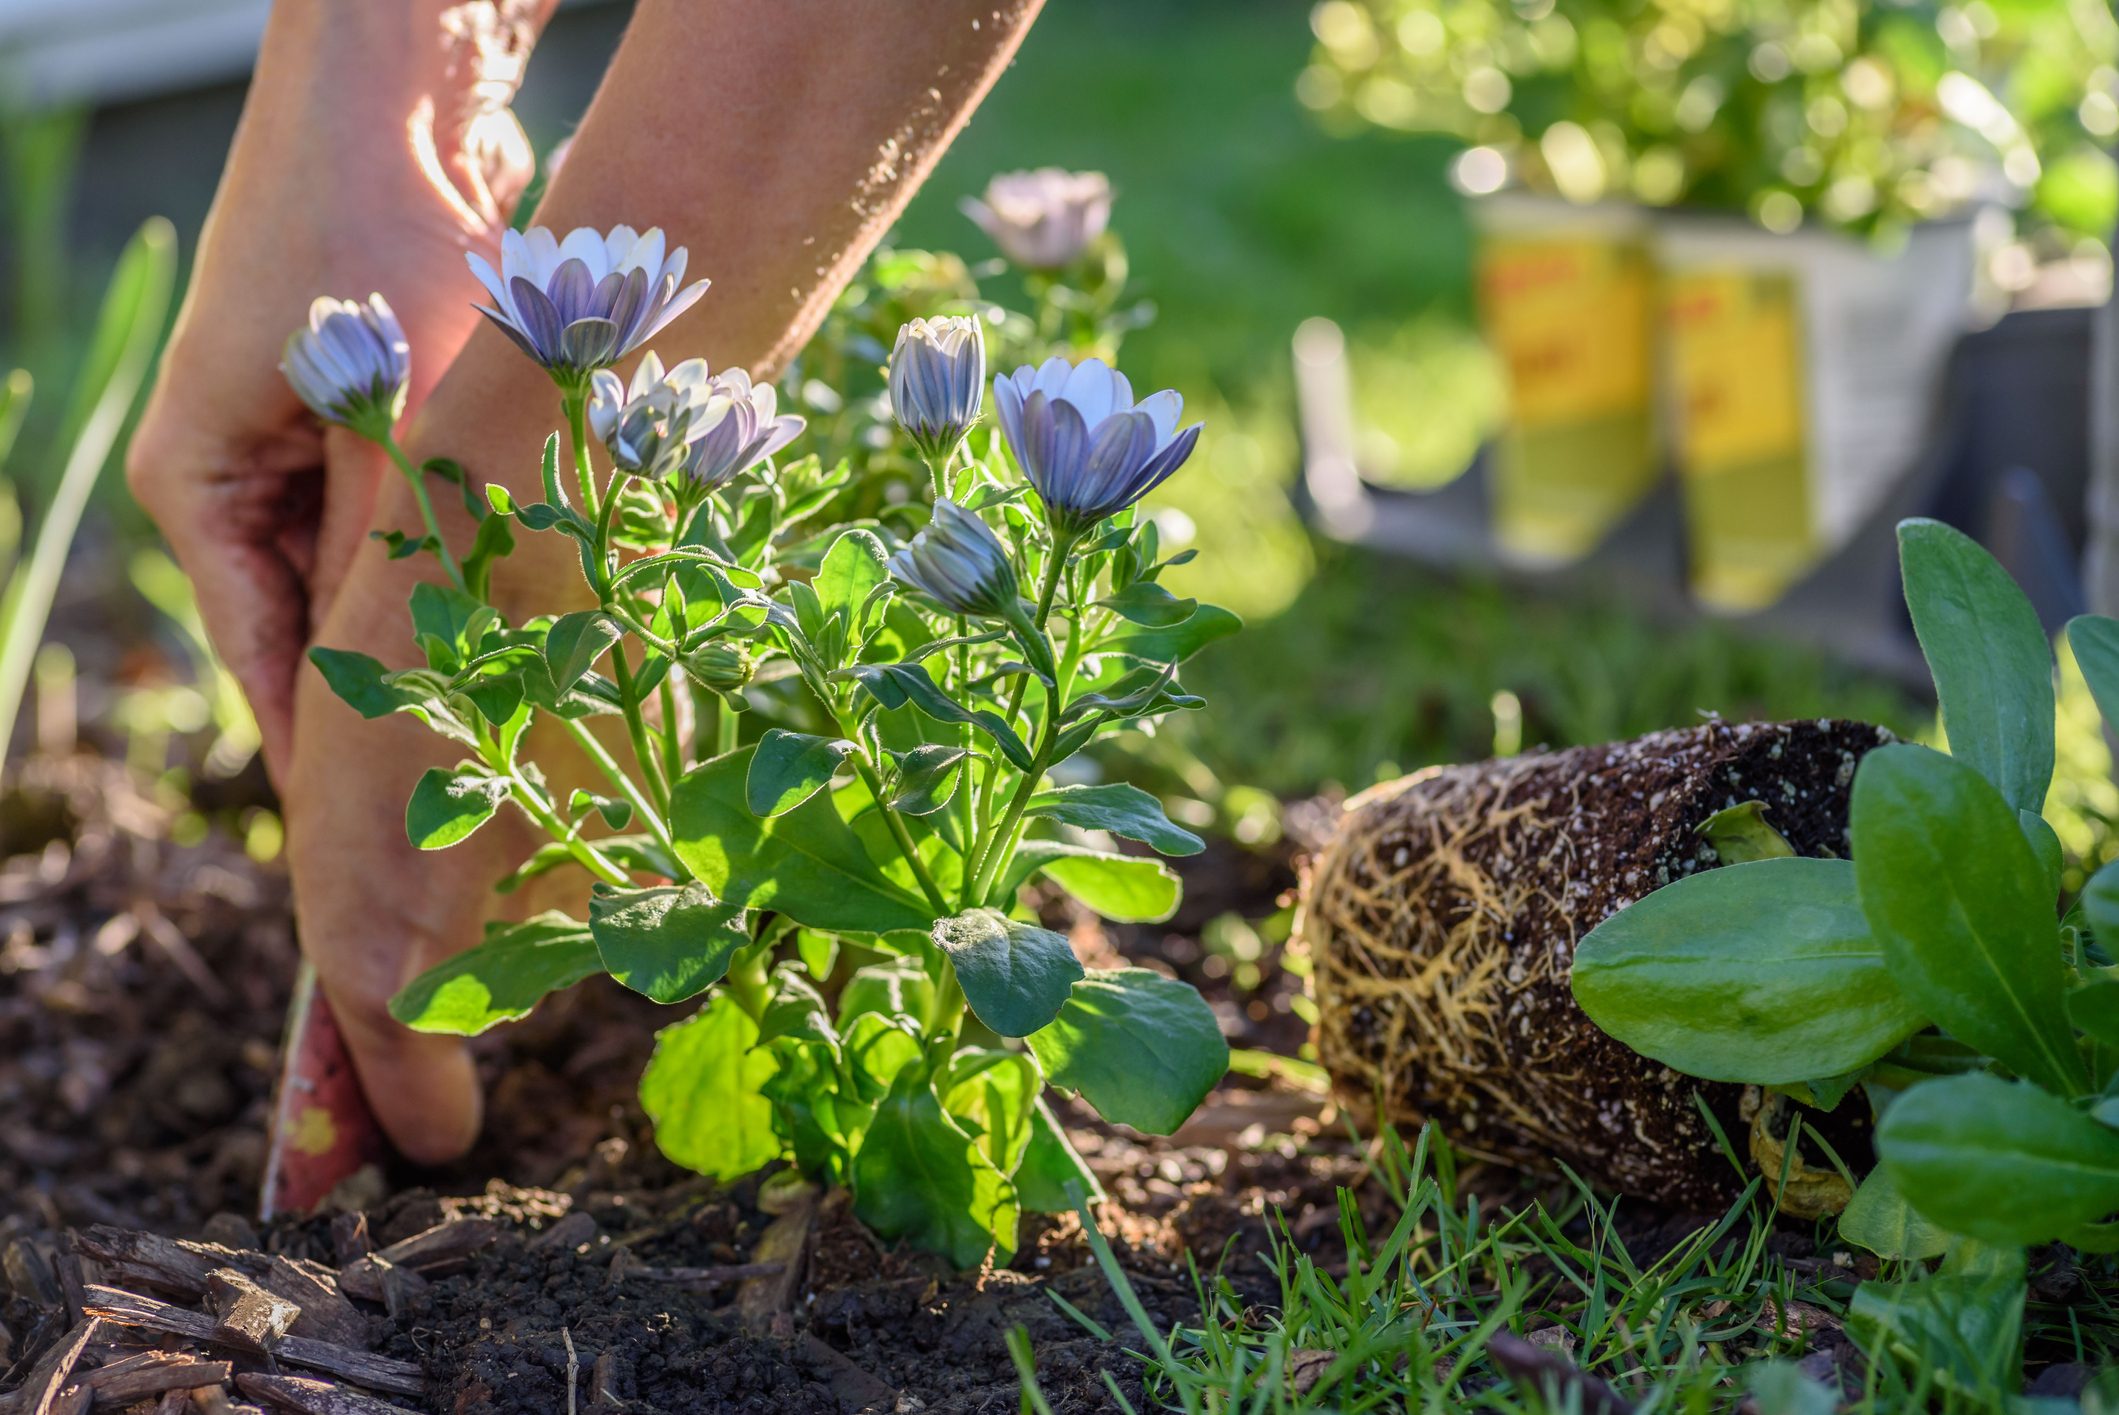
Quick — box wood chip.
[334,1220,492,1303]
[70,1230,258,1301]
[529,1213,597,1254]
[206,1271,298,1354]
[0,1317,100,1415]
[325,1218,369,1270]
[77,1352,234,1405]
[81,1288,421,1397]
[258,1261,366,1351]
[234,1374,411,1415]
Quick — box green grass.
[1027,1126,2119,1413]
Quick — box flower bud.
[960,169,1112,271]
[889,498,1020,621]
[280,294,409,439]
[587,353,714,481]
[682,640,754,693]
[679,368,805,495]
[888,316,985,462]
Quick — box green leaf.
[389,912,599,1035]
[1025,782,1204,857]
[1572,858,1924,1084]
[1027,968,1226,1134]
[589,882,748,1005]
[672,749,935,936]
[852,1066,1019,1267]
[843,1011,924,1101]
[1898,519,2054,815]
[308,648,409,719]
[815,528,891,626]
[838,957,937,1031]
[746,729,856,817]
[1694,800,1794,864]
[1876,1073,2119,1245]
[1005,841,1181,923]
[1743,1363,1838,1415]
[544,610,623,695]
[1838,1166,1950,1261]
[2067,973,2119,1050]
[2020,809,2062,902]
[1013,1097,1105,1212]
[934,909,1085,1037]
[888,745,969,816]
[1851,744,2084,1095]
[849,663,1033,771]
[1847,1269,2025,1402]
[410,581,492,672]
[1096,581,1198,628]
[2082,856,2119,949]
[569,788,632,832]
[1092,603,1241,664]
[942,1048,1041,1175]
[405,766,508,850]
[640,994,781,1181]
[2067,614,2119,740]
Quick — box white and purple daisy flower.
[993,356,1203,537]
[468,225,708,381]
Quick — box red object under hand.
[260,962,387,1220]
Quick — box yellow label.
[1477,236,1653,428]
[1665,269,1814,611]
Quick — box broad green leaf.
[1876,1073,2119,1244]
[544,610,623,695]
[2067,973,2119,1050]
[746,729,856,817]
[390,912,599,1035]
[933,909,1085,1037]
[640,994,780,1181]
[672,749,935,936]
[843,1011,925,1102]
[1013,1097,1105,1212]
[942,1048,1041,1175]
[1694,800,1793,864]
[1026,782,1204,857]
[1898,519,2053,814]
[1838,1166,1950,1261]
[588,882,748,1005]
[1027,968,1226,1134]
[888,745,968,816]
[2067,614,2119,739]
[839,957,937,1031]
[1093,603,1241,664]
[2082,856,2119,948]
[756,964,839,1054]
[1096,581,1197,627]
[410,582,492,671]
[1743,1363,1838,1415]
[852,1067,1019,1267]
[1572,858,1924,1084]
[1005,841,1181,923]
[1852,744,2084,1095]
[308,647,409,719]
[1848,1269,2025,1401]
[2020,809,2062,902]
[815,528,891,625]
[405,766,508,850]
[849,663,1033,770]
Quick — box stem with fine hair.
[381,435,468,593]
[563,386,601,514]
[964,534,1072,905]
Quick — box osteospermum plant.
[289,223,1237,1266]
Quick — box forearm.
[400,0,1043,509]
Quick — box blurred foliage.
[1302,0,2118,245]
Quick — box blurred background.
[1,0,2115,897]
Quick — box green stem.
[924,966,967,1044]
[726,944,772,1022]
[715,697,741,756]
[609,647,673,821]
[967,715,1057,907]
[656,674,684,784]
[851,752,950,917]
[563,388,601,515]
[506,777,629,886]
[560,715,676,859]
[965,537,1072,905]
[382,435,468,593]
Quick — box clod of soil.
[1301,717,1890,1208]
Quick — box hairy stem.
[381,435,468,593]
[559,715,676,860]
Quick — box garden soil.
[2,752,1831,1414]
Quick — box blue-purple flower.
[280,294,409,438]
[468,225,707,381]
[993,357,1203,537]
[679,368,805,495]
[587,353,716,481]
[888,316,986,462]
[961,169,1112,271]
[890,498,1020,620]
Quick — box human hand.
[126,0,546,777]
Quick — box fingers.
[321,968,483,1167]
